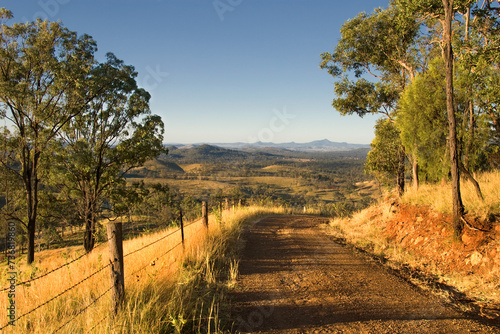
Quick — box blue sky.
[4,0,389,144]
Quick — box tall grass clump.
[0,206,286,333]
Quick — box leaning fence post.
[202,201,208,228]
[107,222,124,315]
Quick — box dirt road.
[230,216,499,333]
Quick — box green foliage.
[331,78,399,118]
[42,225,63,249]
[54,52,165,252]
[320,6,420,82]
[324,0,500,195]
[365,119,402,186]
[397,55,498,181]
[180,196,201,221]
[212,207,222,224]
[331,0,500,237]
[0,13,98,263]
[397,58,449,181]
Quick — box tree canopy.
[0,10,97,263]
[321,0,500,238]
[0,9,165,262]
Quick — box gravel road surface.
[230,216,499,333]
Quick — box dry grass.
[328,203,391,253]
[403,170,500,219]
[1,206,286,333]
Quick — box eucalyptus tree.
[56,53,166,253]
[394,0,498,238]
[0,9,97,263]
[320,3,422,195]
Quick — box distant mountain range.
[167,139,368,153]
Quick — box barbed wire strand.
[123,227,181,259]
[52,285,113,333]
[0,262,111,330]
[123,218,203,259]
[61,220,201,332]
[3,219,200,291]
[1,219,195,292]
[128,241,183,278]
[0,234,115,292]
[127,219,203,279]
[183,219,201,229]
[1,253,87,292]
[85,314,109,334]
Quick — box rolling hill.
[193,139,369,152]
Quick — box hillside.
[127,158,185,178]
[167,144,256,163]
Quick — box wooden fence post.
[107,222,124,315]
[202,201,208,228]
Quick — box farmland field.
[126,145,379,211]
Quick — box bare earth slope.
[230,216,499,333]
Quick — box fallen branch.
[461,216,491,233]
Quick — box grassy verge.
[0,206,287,333]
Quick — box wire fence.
[123,226,181,259]
[85,314,109,334]
[0,262,112,331]
[1,224,113,256]
[53,285,114,333]
[0,202,213,333]
[0,234,114,292]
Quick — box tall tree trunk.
[396,145,406,197]
[412,153,419,191]
[24,148,40,264]
[463,7,474,171]
[27,219,35,264]
[464,101,475,170]
[83,220,95,252]
[83,201,96,253]
[26,177,35,264]
[443,0,465,240]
